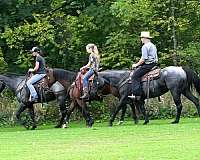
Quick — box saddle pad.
[141,68,160,82]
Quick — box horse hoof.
[116,121,124,125]
[24,124,30,130]
[87,121,94,128]
[31,126,37,130]
[171,121,179,124]
[108,122,113,127]
[134,120,139,124]
[62,123,69,129]
[55,125,62,128]
[143,121,149,125]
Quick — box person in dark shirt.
[26,46,46,102]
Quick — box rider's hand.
[28,68,34,72]
[80,67,85,71]
[132,64,137,69]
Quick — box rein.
[116,72,130,89]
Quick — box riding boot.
[80,90,89,99]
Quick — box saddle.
[128,66,161,83]
[74,69,94,92]
[20,74,51,103]
[141,66,161,82]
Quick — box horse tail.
[182,67,200,95]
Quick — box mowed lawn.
[0,118,200,160]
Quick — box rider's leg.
[130,63,156,97]
[27,74,46,101]
[80,69,94,99]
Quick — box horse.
[90,70,142,126]
[47,69,95,128]
[0,69,76,129]
[91,66,200,126]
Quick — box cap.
[30,46,40,53]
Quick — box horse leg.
[55,95,67,128]
[63,101,76,128]
[171,91,182,124]
[28,103,37,130]
[77,99,94,127]
[77,105,91,126]
[109,97,126,127]
[130,102,139,124]
[16,102,29,129]
[136,99,149,125]
[117,105,127,125]
[183,90,200,116]
[117,103,139,125]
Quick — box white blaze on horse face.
[165,66,187,79]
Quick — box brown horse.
[47,68,96,128]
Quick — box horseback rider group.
[27,31,157,101]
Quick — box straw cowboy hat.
[140,31,152,39]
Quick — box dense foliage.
[1,0,200,72]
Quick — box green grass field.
[0,118,200,160]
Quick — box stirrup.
[80,94,89,99]
[128,94,136,99]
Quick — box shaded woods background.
[0,0,200,125]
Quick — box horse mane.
[100,70,130,78]
[52,68,76,82]
[98,70,130,87]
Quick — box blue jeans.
[82,68,94,91]
[27,74,46,98]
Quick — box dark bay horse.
[0,69,76,129]
[91,66,200,126]
[47,69,95,128]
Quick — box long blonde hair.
[86,43,100,62]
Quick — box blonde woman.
[80,44,100,99]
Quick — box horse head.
[90,73,106,99]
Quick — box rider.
[80,44,100,99]
[129,31,158,99]
[27,46,46,102]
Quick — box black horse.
[91,66,200,126]
[0,69,76,129]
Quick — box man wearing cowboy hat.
[129,31,158,99]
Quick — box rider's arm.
[133,45,148,68]
[33,61,39,72]
[81,54,93,70]
[135,58,145,67]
